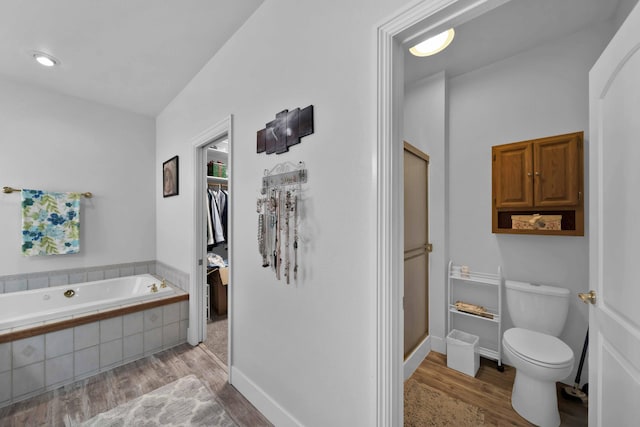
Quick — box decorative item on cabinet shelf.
[511,213,562,230]
[455,301,494,319]
[207,161,227,178]
[460,265,470,278]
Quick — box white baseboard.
[404,335,431,380]
[431,335,446,354]
[230,366,303,427]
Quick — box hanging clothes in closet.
[207,186,228,247]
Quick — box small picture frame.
[163,156,179,197]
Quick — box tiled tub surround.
[0,276,189,408]
[0,274,175,331]
[0,260,190,294]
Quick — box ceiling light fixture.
[409,28,455,57]
[32,51,60,67]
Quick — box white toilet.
[503,280,574,427]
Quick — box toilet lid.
[504,328,573,367]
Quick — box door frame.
[191,114,233,381]
[375,1,511,424]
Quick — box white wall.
[403,72,448,353]
[155,0,411,425]
[446,20,616,383]
[0,78,156,276]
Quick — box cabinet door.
[493,141,533,208]
[533,133,581,207]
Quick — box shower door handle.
[578,290,596,305]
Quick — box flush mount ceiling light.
[32,51,60,67]
[409,28,455,57]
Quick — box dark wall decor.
[257,105,314,154]
[163,155,179,197]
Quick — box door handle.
[578,290,596,305]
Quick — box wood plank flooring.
[206,313,228,366]
[0,345,588,426]
[0,344,272,427]
[409,352,588,426]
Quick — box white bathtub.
[0,273,189,408]
[0,274,175,331]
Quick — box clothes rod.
[2,186,93,198]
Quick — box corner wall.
[0,78,156,277]
[403,72,448,354]
[155,0,411,425]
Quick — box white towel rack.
[447,260,504,371]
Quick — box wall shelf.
[447,304,500,323]
[207,176,228,183]
[448,260,503,371]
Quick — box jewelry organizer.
[257,161,307,284]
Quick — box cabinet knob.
[527,172,532,177]
[535,171,541,176]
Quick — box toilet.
[503,280,574,427]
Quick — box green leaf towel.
[21,189,81,256]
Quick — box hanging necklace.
[293,194,298,281]
[284,191,292,284]
[275,189,281,280]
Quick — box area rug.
[68,375,237,427]
[404,378,485,426]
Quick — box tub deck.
[0,291,188,344]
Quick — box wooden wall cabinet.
[492,132,584,235]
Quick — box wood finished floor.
[206,313,228,366]
[409,352,588,426]
[0,345,588,426]
[0,343,272,427]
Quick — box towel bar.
[3,186,92,198]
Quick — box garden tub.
[0,273,188,342]
[0,273,189,407]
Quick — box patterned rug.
[69,375,237,427]
[404,378,486,426]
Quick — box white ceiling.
[0,0,264,117]
[404,0,628,85]
[0,0,632,116]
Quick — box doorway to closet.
[191,115,233,374]
[203,137,230,366]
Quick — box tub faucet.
[148,283,158,293]
[160,278,167,288]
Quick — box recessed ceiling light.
[32,51,60,67]
[409,28,455,57]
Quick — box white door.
[588,2,640,425]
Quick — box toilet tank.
[505,280,570,336]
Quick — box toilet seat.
[503,328,573,368]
